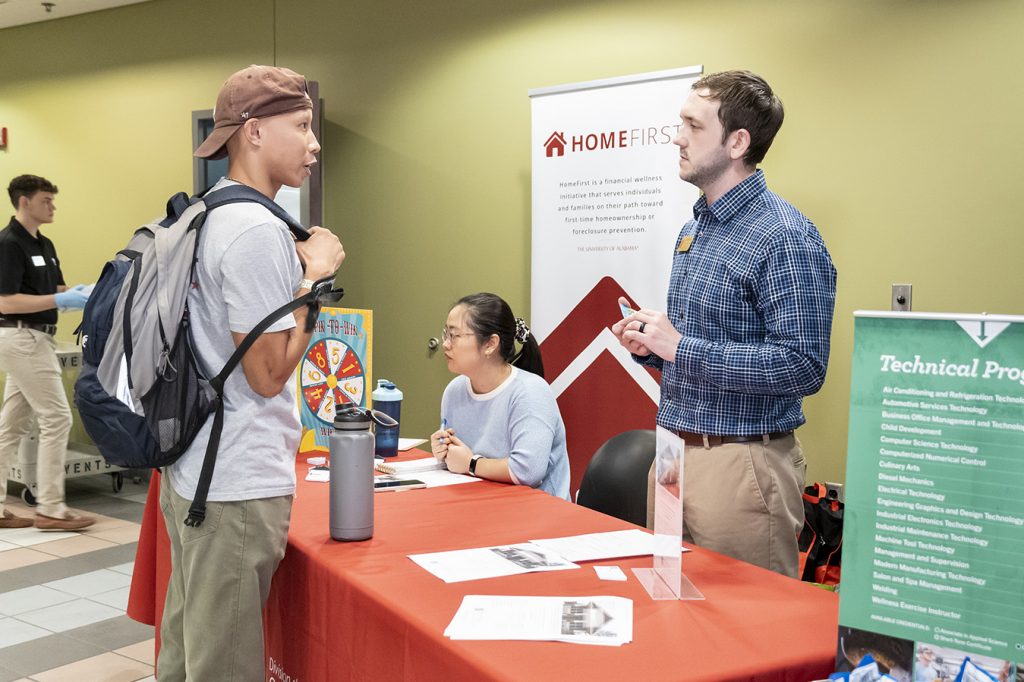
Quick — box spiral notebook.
[374,457,445,475]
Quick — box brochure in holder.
[633,426,704,601]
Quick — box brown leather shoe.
[0,509,34,528]
[34,512,95,530]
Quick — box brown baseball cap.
[194,65,313,160]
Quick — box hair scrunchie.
[514,317,531,343]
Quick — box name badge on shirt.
[31,255,46,267]
[677,235,694,253]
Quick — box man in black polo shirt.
[0,175,94,530]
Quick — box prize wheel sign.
[299,337,366,424]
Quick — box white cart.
[3,342,127,506]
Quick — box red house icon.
[544,132,567,157]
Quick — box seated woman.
[430,293,570,500]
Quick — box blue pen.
[440,418,448,443]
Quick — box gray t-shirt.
[440,367,570,500]
[167,179,303,502]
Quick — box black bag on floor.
[797,482,843,586]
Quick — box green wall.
[2,0,1023,485]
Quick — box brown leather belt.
[0,320,58,335]
[674,430,793,448]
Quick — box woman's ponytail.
[511,317,544,378]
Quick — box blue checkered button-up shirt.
[638,170,836,435]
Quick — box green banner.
[840,313,1024,669]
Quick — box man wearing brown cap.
[157,65,344,681]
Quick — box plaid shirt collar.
[692,169,767,223]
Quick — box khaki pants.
[157,480,292,682]
[0,327,72,517]
[647,434,806,578]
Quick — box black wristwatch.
[468,455,482,477]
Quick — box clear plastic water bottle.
[329,407,397,541]
[371,379,402,458]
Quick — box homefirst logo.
[543,122,681,158]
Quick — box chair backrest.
[576,429,655,527]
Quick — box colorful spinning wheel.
[299,337,366,424]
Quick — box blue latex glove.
[54,284,90,311]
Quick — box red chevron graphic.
[540,276,660,499]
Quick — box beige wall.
[2,0,1023,485]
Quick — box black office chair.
[576,429,656,527]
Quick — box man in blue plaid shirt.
[612,71,836,578]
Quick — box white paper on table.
[305,467,329,482]
[307,464,480,488]
[409,543,578,583]
[375,456,480,487]
[594,565,628,581]
[528,529,686,562]
[375,457,445,475]
[398,438,428,451]
[444,595,633,646]
[410,469,482,487]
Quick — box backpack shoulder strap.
[158,192,193,228]
[210,276,343,394]
[184,278,344,528]
[201,184,311,241]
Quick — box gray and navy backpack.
[74,185,342,526]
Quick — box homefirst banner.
[529,66,702,496]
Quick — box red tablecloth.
[129,454,839,681]
[125,467,169,630]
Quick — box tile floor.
[0,474,155,682]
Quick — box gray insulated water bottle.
[329,406,397,541]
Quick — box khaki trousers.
[647,434,806,578]
[0,327,72,517]
[157,480,292,682]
